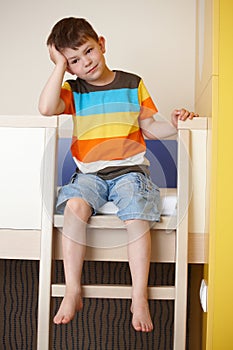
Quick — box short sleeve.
[60,81,75,115]
[138,80,158,120]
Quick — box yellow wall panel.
[205,0,233,349]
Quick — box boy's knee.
[66,197,92,222]
[124,219,134,225]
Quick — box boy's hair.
[47,17,99,50]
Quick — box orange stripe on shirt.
[60,88,75,115]
[139,97,158,120]
[71,129,146,163]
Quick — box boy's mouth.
[87,65,98,74]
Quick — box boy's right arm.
[38,45,67,116]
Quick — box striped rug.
[0,260,193,350]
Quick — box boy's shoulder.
[116,69,141,80]
[113,70,142,87]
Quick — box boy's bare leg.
[125,219,153,332]
[53,198,92,324]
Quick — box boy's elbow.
[38,104,56,116]
[142,130,157,140]
[39,110,54,117]
[39,99,65,116]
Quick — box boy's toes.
[131,299,153,332]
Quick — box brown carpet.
[0,260,199,349]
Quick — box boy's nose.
[83,57,92,67]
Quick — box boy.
[39,17,198,332]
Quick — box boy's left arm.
[140,108,199,139]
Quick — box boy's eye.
[71,59,78,65]
[86,48,92,54]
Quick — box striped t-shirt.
[60,70,158,173]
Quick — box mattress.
[97,188,177,216]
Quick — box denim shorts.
[56,172,161,222]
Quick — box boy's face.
[61,37,107,84]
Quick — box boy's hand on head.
[48,44,67,69]
[171,108,199,128]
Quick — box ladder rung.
[52,284,176,300]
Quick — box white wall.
[0,0,196,118]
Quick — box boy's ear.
[98,36,106,53]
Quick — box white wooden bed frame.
[0,115,208,350]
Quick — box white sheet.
[97,188,177,216]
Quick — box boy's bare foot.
[53,291,83,324]
[131,297,153,332]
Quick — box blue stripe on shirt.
[73,88,140,116]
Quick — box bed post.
[37,125,57,350]
[173,124,190,349]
